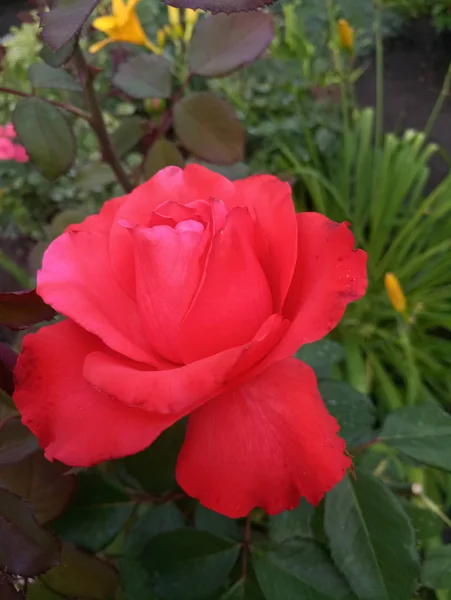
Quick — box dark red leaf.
[0,451,76,524]
[0,344,17,396]
[0,488,61,577]
[0,574,25,600]
[0,291,56,330]
[0,419,40,466]
[189,12,274,77]
[41,0,101,51]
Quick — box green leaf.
[144,139,185,179]
[190,161,249,180]
[127,528,240,600]
[41,542,119,599]
[51,471,134,552]
[28,242,49,277]
[28,63,82,92]
[75,163,116,191]
[0,487,61,576]
[295,340,345,372]
[27,581,64,600]
[120,503,184,600]
[0,290,55,330]
[119,419,186,494]
[268,499,314,544]
[217,580,264,599]
[324,471,419,600]
[422,545,451,590]
[111,116,148,159]
[50,210,87,238]
[195,505,240,541]
[401,500,443,541]
[380,402,451,470]
[174,92,245,164]
[0,451,75,524]
[113,55,172,100]
[319,381,376,448]
[252,539,356,600]
[162,0,275,14]
[13,98,76,180]
[188,13,274,77]
[0,418,40,466]
[41,0,101,50]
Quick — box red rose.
[14,165,367,518]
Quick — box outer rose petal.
[13,321,179,467]
[233,176,297,310]
[272,213,367,362]
[176,358,350,518]
[37,225,165,367]
[180,207,273,362]
[110,166,235,292]
[83,313,287,417]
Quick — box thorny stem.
[143,74,192,159]
[241,514,252,580]
[0,86,90,121]
[73,47,133,193]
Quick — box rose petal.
[131,219,208,363]
[83,313,287,416]
[272,213,367,361]
[110,165,235,293]
[37,223,165,366]
[13,321,178,467]
[233,175,298,309]
[180,206,273,362]
[176,357,350,518]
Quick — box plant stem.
[0,86,90,121]
[374,0,384,151]
[424,60,451,139]
[73,48,133,193]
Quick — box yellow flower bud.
[184,8,198,25]
[338,18,354,53]
[384,273,407,315]
[183,8,199,41]
[167,5,181,26]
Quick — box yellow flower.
[156,6,200,45]
[90,0,161,54]
[183,8,199,42]
[384,273,407,315]
[338,18,354,54]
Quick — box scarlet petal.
[176,358,350,518]
[110,165,235,293]
[233,176,297,309]
[131,220,208,363]
[83,314,288,417]
[273,213,367,361]
[13,321,178,467]
[37,227,164,367]
[180,207,273,362]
